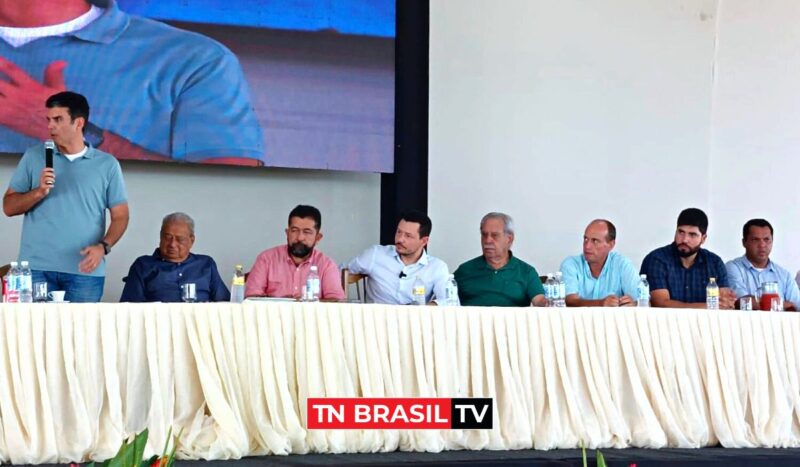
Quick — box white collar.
[0,5,104,47]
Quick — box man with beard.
[345,210,450,304]
[726,219,799,310]
[640,208,735,309]
[245,205,345,300]
[120,212,229,302]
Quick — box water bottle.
[544,273,556,307]
[412,275,426,305]
[444,274,460,306]
[637,274,650,307]
[305,265,320,301]
[706,277,719,310]
[554,271,566,307]
[19,261,32,303]
[230,264,245,303]
[6,261,20,303]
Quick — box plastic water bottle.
[412,275,426,305]
[444,274,460,306]
[230,264,245,303]
[6,261,20,303]
[706,277,719,310]
[305,265,320,301]
[544,273,556,306]
[19,261,32,303]
[554,271,566,307]
[637,274,650,307]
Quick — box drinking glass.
[33,282,48,303]
[181,283,197,303]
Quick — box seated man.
[726,219,799,310]
[346,210,449,304]
[561,219,639,307]
[640,208,735,309]
[454,212,546,307]
[120,212,229,302]
[245,205,345,300]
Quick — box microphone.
[44,140,55,186]
[399,271,407,279]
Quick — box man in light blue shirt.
[0,0,263,164]
[560,219,640,307]
[346,210,450,305]
[726,218,799,311]
[4,92,129,302]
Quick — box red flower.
[151,457,169,467]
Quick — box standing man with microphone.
[3,91,129,302]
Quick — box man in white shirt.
[346,210,450,305]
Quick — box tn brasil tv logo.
[307,397,493,430]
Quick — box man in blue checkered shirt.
[640,208,736,309]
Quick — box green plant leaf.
[160,426,173,461]
[106,438,132,467]
[131,429,149,467]
[581,443,588,467]
[165,426,184,467]
[596,449,607,467]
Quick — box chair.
[341,268,366,302]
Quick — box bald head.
[583,219,616,266]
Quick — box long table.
[0,303,798,463]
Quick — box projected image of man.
[0,0,263,165]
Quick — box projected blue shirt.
[0,0,264,163]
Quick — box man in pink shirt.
[245,205,345,300]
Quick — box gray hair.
[480,212,514,235]
[162,212,195,235]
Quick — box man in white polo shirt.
[3,91,129,302]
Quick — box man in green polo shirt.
[454,212,546,307]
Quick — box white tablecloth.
[0,303,798,463]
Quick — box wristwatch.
[84,122,106,148]
[99,240,111,255]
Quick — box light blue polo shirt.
[9,143,127,277]
[560,251,640,299]
[725,255,800,304]
[0,0,264,162]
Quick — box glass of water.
[181,283,197,303]
[33,282,48,302]
[739,296,753,311]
